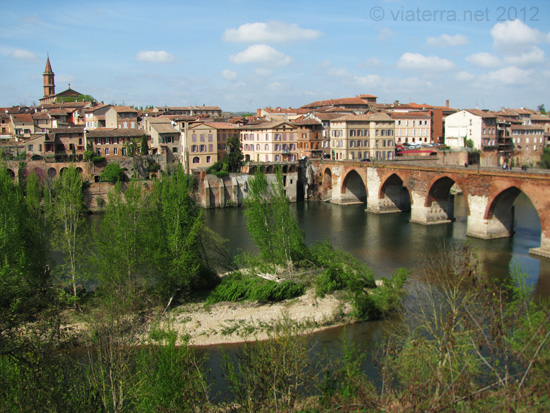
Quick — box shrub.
[205,272,304,305]
[100,163,125,183]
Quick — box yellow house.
[330,112,396,161]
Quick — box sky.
[1,0,549,112]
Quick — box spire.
[44,54,53,75]
[42,54,55,98]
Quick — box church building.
[39,56,85,105]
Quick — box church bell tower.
[43,55,55,98]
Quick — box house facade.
[240,121,298,163]
[330,112,396,161]
[105,106,139,129]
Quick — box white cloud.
[268,82,284,91]
[483,66,533,86]
[377,27,395,41]
[255,68,273,77]
[466,52,501,68]
[10,49,39,62]
[221,69,237,80]
[223,21,321,43]
[491,19,547,54]
[353,74,382,88]
[229,44,291,66]
[426,34,469,47]
[456,71,475,81]
[135,50,174,63]
[503,46,545,66]
[397,53,455,71]
[327,67,352,78]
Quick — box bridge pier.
[366,193,402,214]
[530,234,550,259]
[409,192,454,225]
[466,194,513,240]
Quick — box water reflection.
[205,192,546,292]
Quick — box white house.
[444,109,497,150]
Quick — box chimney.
[446,99,449,108]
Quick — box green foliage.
[225,133,244,172]
[150,165,218,306]
[135,329,210,411]
[0,162,51,335]
[91,181,153,309]
[319,339,379,409]
[222,318,312,411]
[310,241,376,298]
[538,146,550,169]
[51,166,87,304]
[91,155,105,164]
[100,162,125,183]
[125,138,140,157]
[243,167,309,271]
[205,271,304,305]
[55,94,96,103]
[140,135,148,155]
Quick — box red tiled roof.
[302,97,373,109]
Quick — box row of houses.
[2,93,549,172]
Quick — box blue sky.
[1,0,549,112]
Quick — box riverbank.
[165,289,353,347]
[59,288,355,348]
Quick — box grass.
[205,271,305,305]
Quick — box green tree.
[243,167,308,272]
[539,146,550,169]
[100,162,126,183]
[151,165,215,308]
[225,133,244,172]
[125,138,139,157]
[92,182,153,308]
[537,103,546,114]
[51,166,86,304]
[0,162,51,346]
[140,135,148,155]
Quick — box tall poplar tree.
[92,181,153,308]
[243,167,308,272]
[0,163,50,338]
[151,165,213,308]
[51,166,86,304]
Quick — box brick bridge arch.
[315,160,550,259]
[5,160,94,183]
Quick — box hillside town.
[1,56,549,180]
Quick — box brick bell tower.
[43,55,55,98]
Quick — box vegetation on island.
[0,160,548,411]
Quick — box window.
[200,134,205,142]
[122,147,127,156]
[208,144,213,152]
[193,156,200,164]
[96,149,101,156]
[105,148,109,156]
[206,155,211,163]
[208,134,213,142]
[192,134,197,142]
[113,148,118,155]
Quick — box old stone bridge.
[311,160,550,259]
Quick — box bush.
[205,272,304,305]
[100,163,125,183]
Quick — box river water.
[201,193,550,399]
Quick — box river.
[201,193,550,399]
